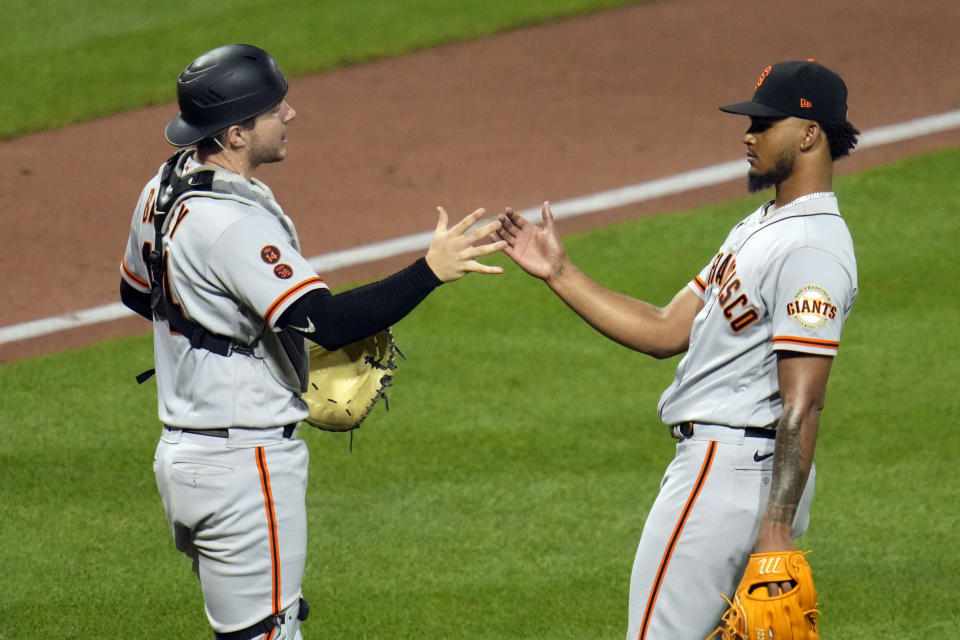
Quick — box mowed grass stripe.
[0,0,647,140]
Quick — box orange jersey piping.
[772,335,839,350]
[638,441,717,639]
[121,257,149,289]
[255,447,282,616]
[264,277,326,326]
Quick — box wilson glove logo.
[756,555,782,575]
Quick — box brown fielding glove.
[301,329,399,432]
[708,550,819,640]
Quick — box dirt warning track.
[1,0,959,363]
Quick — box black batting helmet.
[165,44,288,147]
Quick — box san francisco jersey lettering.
[658,192,858,428]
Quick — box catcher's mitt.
[301,329,399,432]
[708,550,819,640]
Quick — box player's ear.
[222,124,246,151]
[799,121,821,152]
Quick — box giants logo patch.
[787,285,837,328]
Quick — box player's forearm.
[545,258,689,358]
[278,258,441,350]
[756,354,832,548]
[754,401,822,552]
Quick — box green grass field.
[0,0,645,140]
[2,146,958,638]
[3,0,958,636]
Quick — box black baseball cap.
[719,60,849,124]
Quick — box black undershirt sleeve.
[121,279,153,320]
[276,257,442,350]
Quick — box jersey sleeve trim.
[121,257,149,291]
[687,276,709,301]
[264,277,328,326]
[772,335,839,355]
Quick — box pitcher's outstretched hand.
[496,202,566,281]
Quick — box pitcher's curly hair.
[820,120,860,160]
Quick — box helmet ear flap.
[165,44,288,147]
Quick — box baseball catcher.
[302,329,400,432]
[119,43,506,640]
[708,551,819,640]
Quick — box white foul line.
[3,108,960,347]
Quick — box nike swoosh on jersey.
[289,317,316,334]
[753,451,774,462]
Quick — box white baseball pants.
[625,425,815,640]
[154,426,309,636]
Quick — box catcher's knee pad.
[214,598,310,640]
[271,599,308,640]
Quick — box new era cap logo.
[800,98,813,109]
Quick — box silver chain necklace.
[761,191,835,221]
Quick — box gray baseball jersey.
[658,191,858,428]
[121,154,329,427]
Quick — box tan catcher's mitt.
[709,550,819,640]
[302,329,399,432]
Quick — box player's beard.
[748,146,797,193]
[247,131,287,167]
[249,142,286,166]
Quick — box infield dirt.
[1,0,958,362]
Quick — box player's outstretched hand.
[425,207,506,283]
[495,202,567,281]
